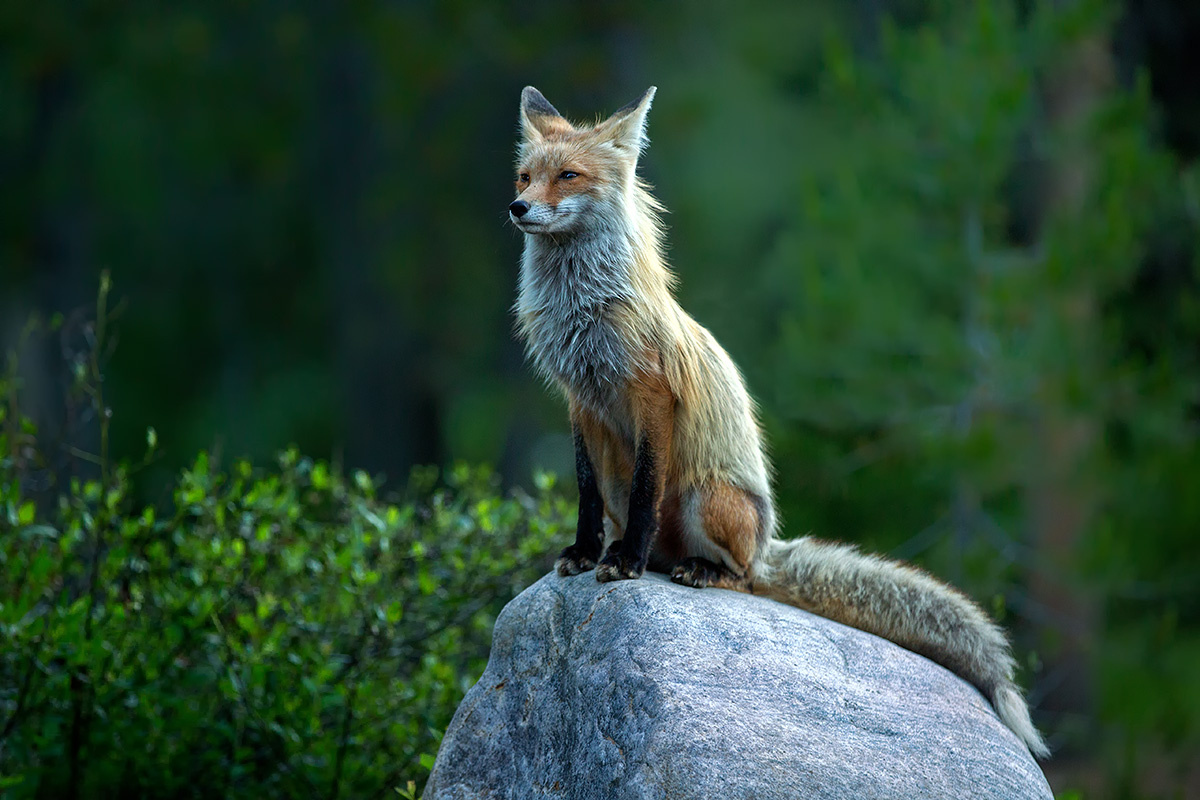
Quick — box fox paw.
[595,543,646,582]
[670,557,748,591]
[556,544,599,577]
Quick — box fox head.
[509,86,656,236]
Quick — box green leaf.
[311,462,330,490]
[533,470,556,492]
[417,568,435,596]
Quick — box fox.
[508,84,1049,759]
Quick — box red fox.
[509,85,1049,759]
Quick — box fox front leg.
[596,370,672,582]
[596,434,660,582]
[555,427,606,576]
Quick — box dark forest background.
[3,0,1200,797]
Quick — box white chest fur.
[516,233,639,417]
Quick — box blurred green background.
[3,0,1199,796]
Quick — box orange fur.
[699,483,759,573]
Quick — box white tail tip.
[994,684,1050,759]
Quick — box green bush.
[0,366,570,797]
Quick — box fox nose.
[509,200,530,218]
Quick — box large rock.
[425,572,1052,800]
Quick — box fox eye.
[559,170,579,180]
[517,173,530,183]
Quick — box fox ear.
[520,86,572,141]
[596,86,657,153]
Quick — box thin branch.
[208,612,323,800]
[0,653,41,744]
[330,683,359,800]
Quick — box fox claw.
[595,543,646,582]
[671,559,715,588]
[670,557,749,591]
[556,545,598,576]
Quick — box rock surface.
[425,571,1052,800]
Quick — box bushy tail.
[754,536,1049,759]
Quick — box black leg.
[596,436,658,582]
[555,427,606,576]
